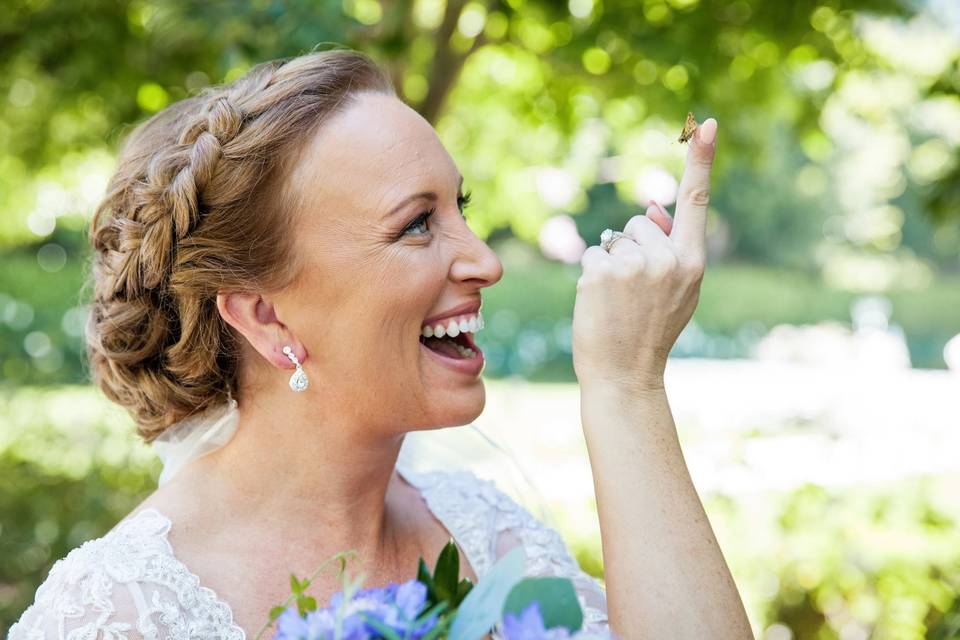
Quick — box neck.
[169,389,410,568]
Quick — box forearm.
[580,380,753,639]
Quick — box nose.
[449,225,503,289]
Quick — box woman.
[9,49,752,639]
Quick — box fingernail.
[698,118,717,145]
[651,198,671,219]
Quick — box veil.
[149,394,559,527]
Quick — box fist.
[572,118,718,390]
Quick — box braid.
[85,49,395,441]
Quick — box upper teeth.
[421,312,484,338]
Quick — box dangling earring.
[282,345,308,392]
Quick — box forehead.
[287,92,460,216]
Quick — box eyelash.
[402,190,473,237]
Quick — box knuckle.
[616,253,645,277]
[622,214,646,235]
[681,256,706,281]
[683,186,711,208]
[648,252,678,279]
[592,260,615,278]
[694,144,716,167]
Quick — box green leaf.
[290,574,303,595]
[269,605,287,622]
[448,546,525,640]
[433,540,461,602]
[418,557,438,603]
[409,600,450,640]
[414,599,449,625]
[419,618,450,640]
[455,578,474,606]
[297,595,317,614]
[503,577,583,633]
[358,613,404,640]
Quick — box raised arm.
[571,118,754,639]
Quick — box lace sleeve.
[6,509,244,640]
[479,479,616,639]
[7,544,158,640]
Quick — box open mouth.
[419,330,479,360]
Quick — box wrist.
[578,373,666,399]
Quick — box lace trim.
[8,508,246,640]
[488,490,609,629]
[395,464,499,578]
[123,508,247,640]
[395,463,611,637]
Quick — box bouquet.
[256,540,606,640]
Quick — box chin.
[420,381,486,431]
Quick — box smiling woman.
[9,46,751,640]
[5,48,614,640]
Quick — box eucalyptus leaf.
[448,546,526,640]
[504,577,583,633]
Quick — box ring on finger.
[600,228,639,253]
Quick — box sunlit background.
[1,0,959,638]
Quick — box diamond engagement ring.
[600,228,637,252]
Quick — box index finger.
[671,117,717,260]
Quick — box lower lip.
[419,336,485,377]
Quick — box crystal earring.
[282,345,308,392]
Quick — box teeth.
[420,311,484,339]
[453,342,477,358]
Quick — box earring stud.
[282,345,309,392]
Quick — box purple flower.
[276,579,437,640]
[274,604,371,640]
[502,602,571,640]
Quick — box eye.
[402,207,436,236]
[458,190,473,218]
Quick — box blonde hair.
[85,49,395,442]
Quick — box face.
[278,92,503,434]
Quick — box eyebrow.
[384,174,464,218]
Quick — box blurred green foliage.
[2,1,959,636]
[0,387,159,633]
[3,385,960,639]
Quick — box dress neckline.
[115,460,481,640]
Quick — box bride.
[8,49,752,639]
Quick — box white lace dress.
[7,460,612,640]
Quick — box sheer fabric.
[8,460,612,640]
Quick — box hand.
[572,117,718,391]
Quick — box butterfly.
[678,111,698,144]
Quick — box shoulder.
[402,464,602,577]
[6,508,243,640]
[404,466,612,635]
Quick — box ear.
[216,291,305,370]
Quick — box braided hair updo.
[85,50,394,442]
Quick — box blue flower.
[277,579,437,640]
[502,602,571,640]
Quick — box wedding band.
[600,228,637,252]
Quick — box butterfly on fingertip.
[677,112,698,144]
